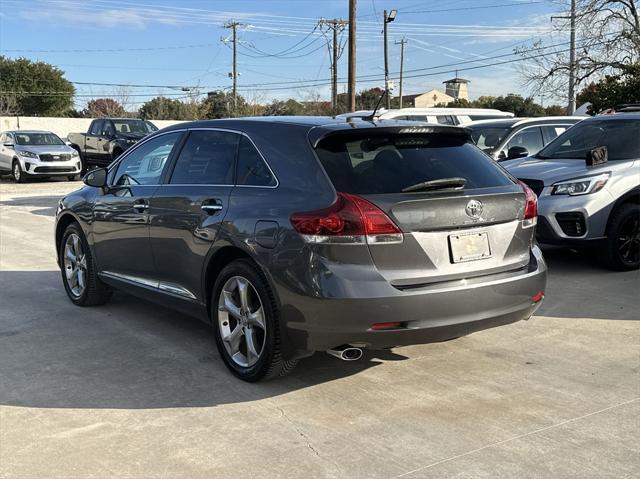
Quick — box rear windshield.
[537,119,640,161]
[314,132,514,194]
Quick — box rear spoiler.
[308,124,472,148]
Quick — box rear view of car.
[55,118,547,382]
[289,123,547,355]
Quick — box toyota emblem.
[465,199,483,219]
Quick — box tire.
[68,175,79,181]
[600,203,640,271]
[212,259,297,382]
[12,160,27,183]
[59,223,112,306]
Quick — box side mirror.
[507,146,529,159]
[83,167,108,188]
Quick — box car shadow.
[0,195,62,216]
[538,245,639,320]
[0,271,408,410]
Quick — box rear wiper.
[402,177,466,193]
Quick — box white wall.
[0,116,185,140]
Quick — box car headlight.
[551,173,610,196]
[19,150,39,159]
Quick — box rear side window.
[170,130,239,185]
[315,132,513,194]
[236,136,276,187]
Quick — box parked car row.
[0,118,158,182]
[51,108,637,382]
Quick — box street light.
[386,9,397,23]
[383,9,397,108]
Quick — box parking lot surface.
[1,178,638,479]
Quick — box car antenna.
[363,89,388,122]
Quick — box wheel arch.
[202,244,281,321]
[55,212,82,261]
[605,187,640,233]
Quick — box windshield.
[537,119,640,161]
[468,126,511,153]
[112,119,158,135]
[314,132,513,195]
[14,132,64,146]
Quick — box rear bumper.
[281,245,547,354]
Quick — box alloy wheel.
[63,233,88,297]
[13,163,20,181]
[217,276,266,368]
[618,215,640,266]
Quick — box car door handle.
[201,199,223,214]
[201,204,223,213]
[133,200,149,211]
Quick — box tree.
[472,94,546,117]
[264,99,305,116]
[576,63,640,113]
[82,98,125,117]
[0,56,75,116]
[517,0,639,100]
[201,90,246,119]
[138,96,201,120]
[544,105,567,116]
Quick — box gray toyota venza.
[55,117,547,381]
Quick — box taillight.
[518,181,538,228]
[290,192,403,244]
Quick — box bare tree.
[0,94,19,116]
[112,86,134,117]
[517,0,639,100]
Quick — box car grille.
[34,166,74,173]
[39,153,71,162]
[519,178,544,197]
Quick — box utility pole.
[319,18,348,113]
[395,38,407,109]
[223,21,242,112]
[383,10,397,110]
[348,0,357,111]
[568,0,577,115]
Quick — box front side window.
[504,127,544,156]
[236,136,276,187]
[170,130,238,185]
[537,120,640,161]
[113,132,181,186]
[469,126,511,152]
[315,131,513,195]
[89,120,103,136]
[102,121,115,137]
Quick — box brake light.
[518,181,538,228]
[371,321,403,330]
[290,192,403,244]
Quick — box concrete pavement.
[1,177,638,478]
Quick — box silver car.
[0,130,82,182]
[504,114,640,270]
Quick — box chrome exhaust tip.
[327,345,363,361]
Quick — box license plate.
[449,232,491,263]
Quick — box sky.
[0,0,571,110]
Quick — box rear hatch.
[312,126,534,287]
